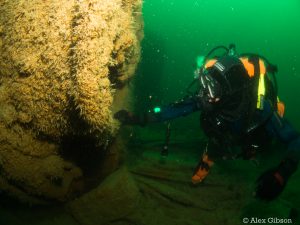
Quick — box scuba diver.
[114,44,300,201]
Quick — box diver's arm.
[145,95,202,123]
[267,113,300,164]
[114,95,201,126]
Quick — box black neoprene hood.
[209,56,249,96]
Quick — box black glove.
[114,110,145,126]
[255,159,297,201]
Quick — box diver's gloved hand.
[255,159,297,201]
[114,110,145,126]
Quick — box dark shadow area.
[58,95,117,192]
[59,134,107,176]
[108,65,127,89]
[0,197,77,225]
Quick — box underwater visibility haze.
[132,0,300,224]
[1,0,300,225]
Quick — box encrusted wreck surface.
[0,0,143,203]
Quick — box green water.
[1,1,300,225]
[135,0,300,129]
[131,0,300,223]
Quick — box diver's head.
[199,55,250,114]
